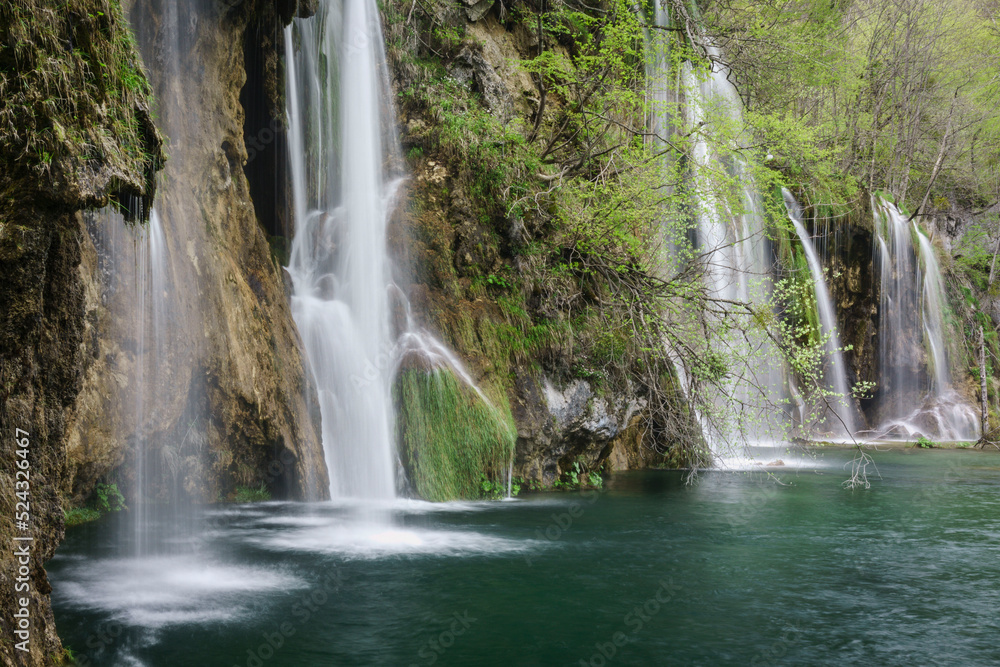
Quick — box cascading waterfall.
[874,198,920,426]
[285,0,400,499]
[874,198,978,440]
[917,229,951,393]
[783,190,859,437]
[915,230,979,439]
[285,0,507,499]
[679,48,789,453]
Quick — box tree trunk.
[909,91,957,223]
[988,233,1000,289]
[981,324,989,439]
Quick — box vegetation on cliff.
[378,0,1000,464]
[0,0,164,220]
[383,0,850,479]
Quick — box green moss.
[395,368,516,501]
[0,0,163,220]
[63,481,126,526]
[64,507,101,527]
[233,484,272,503]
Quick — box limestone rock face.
[810,209,878,427]
[61,0,328,507]
[2,1,325,662]
[460,0,494,22]
[512,376,655,485]
[449,46,514,122]
[0,210,92,667]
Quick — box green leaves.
[93,482,127,513]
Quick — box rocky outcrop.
[59,0,328,507]
[2,1,326,663]
[512,375,664,485]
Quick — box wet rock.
[512,375,655,486]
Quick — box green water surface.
[48,448,1000,666]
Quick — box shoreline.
[807,439,991,451]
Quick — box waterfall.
[874,198,921,425]
[678,48,789,453]
[285,0,400,499]
[132,210,169,555]
[916,229,951,394]
[915,229,979,440]
[85,205,171,555]
[874,198,978,440]
[783,190,859,437]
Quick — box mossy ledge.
[0,0,164,221]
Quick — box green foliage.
[234,484,272,503]
[92,482,126,513]
[704,0,1000,211]
[399,71,538,223]
[916,436,935,449]
[553,459,603,490]
[485,273,512,290]
[54,646,77,665]
[64,482,126,527]
[954,218,999,292]
[395,368,517,501]
[479,473,520,499]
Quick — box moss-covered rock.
[395,368,515,500]
[0,0,164,220]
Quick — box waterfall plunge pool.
[49,447,1000,666]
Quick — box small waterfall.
[874,198,921,424]
[679,48,789,453]
[86,205,172,555]
[285,0,400,499]
[915,229,979,440]
[874,198,978,440]
[916,229,951,393]
[783,190,859,437]
[131,210,169,556]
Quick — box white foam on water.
[713,444,839,471]
[249,520,537,559]
[54,556,303,629]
